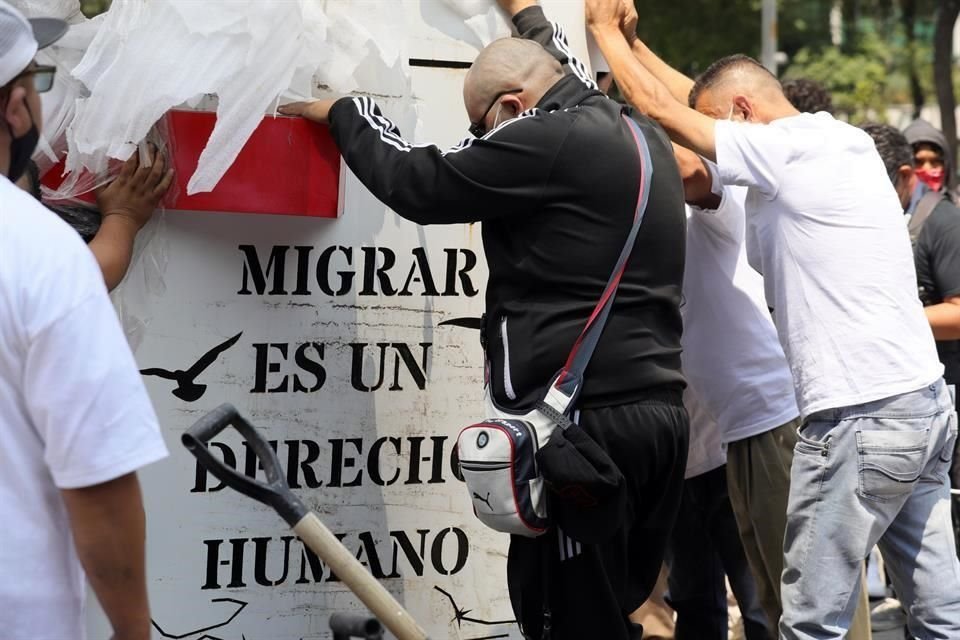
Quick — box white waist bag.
[456,113,654,537]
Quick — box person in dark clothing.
[863,123,960,390]
[862,122,960,556]
[280,2,689,638]
[903,118,954,198]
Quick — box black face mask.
[7,104,38,183]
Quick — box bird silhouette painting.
[140,332,243,402]
[438,317,483,330]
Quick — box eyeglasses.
[468,88,523,138]
[13,65,56,93]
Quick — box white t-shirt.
[715,113,943,418]
[683,384,726,478]
[681,188,800,445]
[0,177,167,640]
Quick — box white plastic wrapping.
[12,1,415,348]
[62,0,405,197]
[19,0,589,203]
[439,0,511,47]
[11,0,83,21]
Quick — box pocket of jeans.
[856,428,929,502]
[795,421,831,457]
[935,413,958,482]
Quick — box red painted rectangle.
[42,109,341,218]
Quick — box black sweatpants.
[507,392,689,640]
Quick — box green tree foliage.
[635,0,944,121]
[783,33,891,121]
[635,0,762,76]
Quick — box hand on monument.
[278,99,337,125]
[96,143,172,230]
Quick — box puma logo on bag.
[472,492,493,511]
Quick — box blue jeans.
[780,380,960,639]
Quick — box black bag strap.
[908,189,946,245]
[539,112,654,415]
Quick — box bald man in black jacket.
[280,4,688,637]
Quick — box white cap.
[0,0,66,86]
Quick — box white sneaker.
[871,597,907,632]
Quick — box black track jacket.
[327,7,686,410]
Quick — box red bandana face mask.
[915,166,945,192]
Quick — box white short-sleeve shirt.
[0,177,167,639]
[682,383,726,478]
[715,113,943,418]
[681,186,799,448]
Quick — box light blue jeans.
[780,380,960,639]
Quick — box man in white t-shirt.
[587,0,960,638]
[677,156,873,639]
[0,3,168,639]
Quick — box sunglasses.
[14,65,57,93]
[468,88,522,138]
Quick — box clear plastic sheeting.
[113,211,169,354]
[64,0,405,197]
[438,0,511,47]
[32,20,98,176]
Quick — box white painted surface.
[85,2,589,638]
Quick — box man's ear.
[500,94,524,118]
[732,95,753,122]
[3,85,32,138]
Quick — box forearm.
[673,143,720,209]
[328,98,451,224]
[630,39,694,105]
[512,5,563,62]
[591,24,716,160]
[88,215,141,291]
[328,97,539,225]
[62,473,151,640]
[592,27,674,120]
[925,300,960,340]
[592,28,689,142]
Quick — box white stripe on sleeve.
[550,22,598,90]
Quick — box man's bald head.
[688,54,797,123]
[463,38,563,130]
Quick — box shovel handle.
[183,403,308,527]
[294,513,429,640]
[188,403,239,442]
